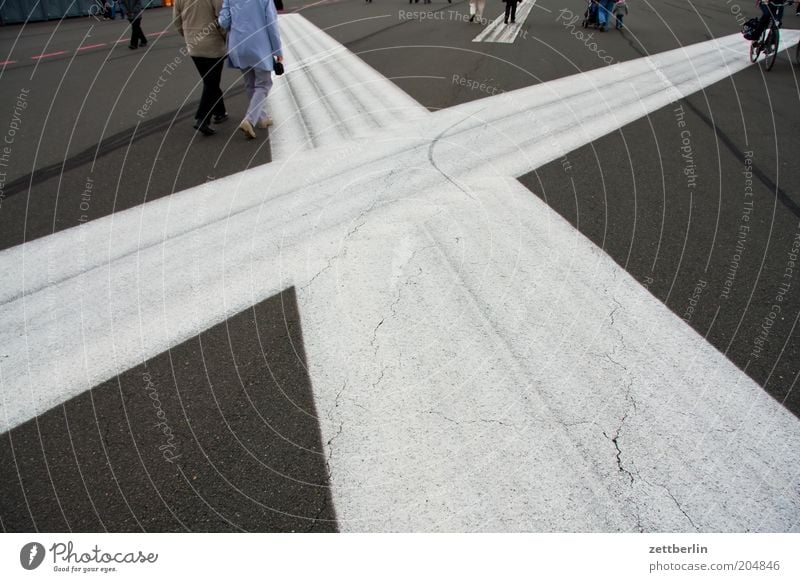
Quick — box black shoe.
[141,40,148,46]
[469,14,475,22]
[193,122,216,136]
[212,113,229,124]
[129,45,137,50]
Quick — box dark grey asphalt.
[0,8,270,248]
[0,288,337,532]
[1,0,799,531]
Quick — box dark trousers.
[504,1,517,22]
[129,17,147,48]
[758,3,784,31]
[191,56,227,126]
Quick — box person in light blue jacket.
[218,0,284,139]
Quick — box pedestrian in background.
[503,0,521,24]
[468,0,486,23]
[113,0,126,19]
[123,0,148,49]
[174,0,229,136]
[613,0,628,29]
[218,0,283,139]
[597,0,616,31]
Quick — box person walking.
[468,0,486,23]
[174,0,229,136]
[597,0,616,31]
[503,0,520,24]
[613,0,628,29]
[113,0,126,19]
[218,0,283,139]
[123,0,148,49]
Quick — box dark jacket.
[122,0,145,19]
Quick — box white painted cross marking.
[269,15,428,158]
[2,23,800,531]
[473,0,536,44]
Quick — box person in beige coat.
[174,0,228,135]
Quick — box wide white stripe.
[3,31,777,314]
[1,33,799,530]
[473,1,535,44]
[268,15,429,159]
[300,177,800,531]
[0,34,776,409]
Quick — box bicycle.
[796,31,800,66]
[749,0,796,71]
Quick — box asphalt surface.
[305,0,800,417]
[0,8,270,248]
[0,287,337,532]
[1,0,799,531]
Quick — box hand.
[276,55,284,63]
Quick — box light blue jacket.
[218,0,282,72]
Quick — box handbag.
[741,17,762,41]
[274,58,284,76]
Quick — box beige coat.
[173,0,227,58]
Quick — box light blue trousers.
[242,68,274,125]
[597,0,616,26]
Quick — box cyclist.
[756,0,792,31]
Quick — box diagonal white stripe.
[1,32,799,531]
[268,15,429,159]
[0,33,783,403]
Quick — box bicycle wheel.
[763,27,779,71]
[750,39,761,63]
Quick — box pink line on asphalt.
[114,30,169,44]
[31,50,67,60]
[27,30,170,58]
[78,43,107,51]
[0,60,17,65]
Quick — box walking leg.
[192,57,216,127]
[245,69,274,126]
[208,57,227,119]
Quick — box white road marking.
[269,15,428,158]
[473,1,536,44]
[2,31,800,531]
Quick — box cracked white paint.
[298,178,800,532]
[1,26,799,531]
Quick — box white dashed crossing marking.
[473,0,536,44]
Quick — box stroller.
[582,0,600,28]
